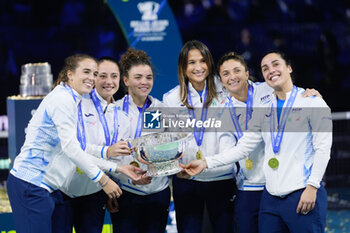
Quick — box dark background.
[0,0,349,210]
[1,0,350,115]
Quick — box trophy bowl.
[129,132,193,177]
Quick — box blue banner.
[106,0,183,99]
[7,97,43,169]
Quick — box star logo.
[143,110,162,129]
[150,110,161,122]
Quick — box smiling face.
[68,58,97,95]
[123,64,153,105]
[261,52,293,91]
[95,60,120,103]
[185,49,209,91]
[219,59,249,96]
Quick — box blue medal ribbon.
[90,89,119,146]
[245,83,254,129]
[270,85,298,154]
[122,95,129,113]
[122,94,151,139]
[227,83,254,139]
[64,84,86,150]
[111,106,119,145]
[187,84,208,147]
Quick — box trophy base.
[147,160,182,177]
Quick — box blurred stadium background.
[0,0,349,232]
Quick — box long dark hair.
[178,40,216,109]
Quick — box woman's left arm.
[297,97,332,214]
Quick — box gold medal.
[268,158,279,169]
[76,166,84,174]
[129,160,140,168]
[196,149,203,160]
[245,158,253,170]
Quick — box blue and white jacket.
[58,90,130,197]
[207,86,332,196]
[222,81,272,191]
[11,84,117,192]
[113,94,169,196]
[163,79,236,182]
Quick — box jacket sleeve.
[206,107,264,169]
[307,97,332,188]
[49,94,116,182]
[85,144,108,159]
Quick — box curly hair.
[119,48,153,79]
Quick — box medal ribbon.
[187,84,208,147]
[245,83,254,129]
[90,89,119,146]
[64,84,86,150]
[270,85,298,154]
[227,83,254,139]
[123,94,150,139]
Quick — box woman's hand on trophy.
[107,141,132,158]
[106,197,119,213]
[180,159,208,176]
[132,176,152,185]
[176,170,191,179]
[99,174,123,199]
[118,164,147,181]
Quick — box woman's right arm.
[49,93,143,183]
[183,108,264,175]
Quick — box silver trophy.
[128,132,193,177]
[20,62,53,96]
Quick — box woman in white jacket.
[163,40,236,233]
[50,57,136,233]
[110,48,170,233]
[217,52,270,233]
[183,51,332,233]
[216,52,321,233]
[6,54,143,233]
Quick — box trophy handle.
[175,151,184,161]
[138,148,151,165]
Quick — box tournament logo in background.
[138,1,159,20]
[106,0,183,99]
[130,1,169,41]
[144,110,162,129]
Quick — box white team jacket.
[11,84,117,191]
[207,87,332,196]
[58,91,130,197]
[222,81,272,191]
[113,94,169,195]
[163,79,236,182]
[40,88,127,193]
